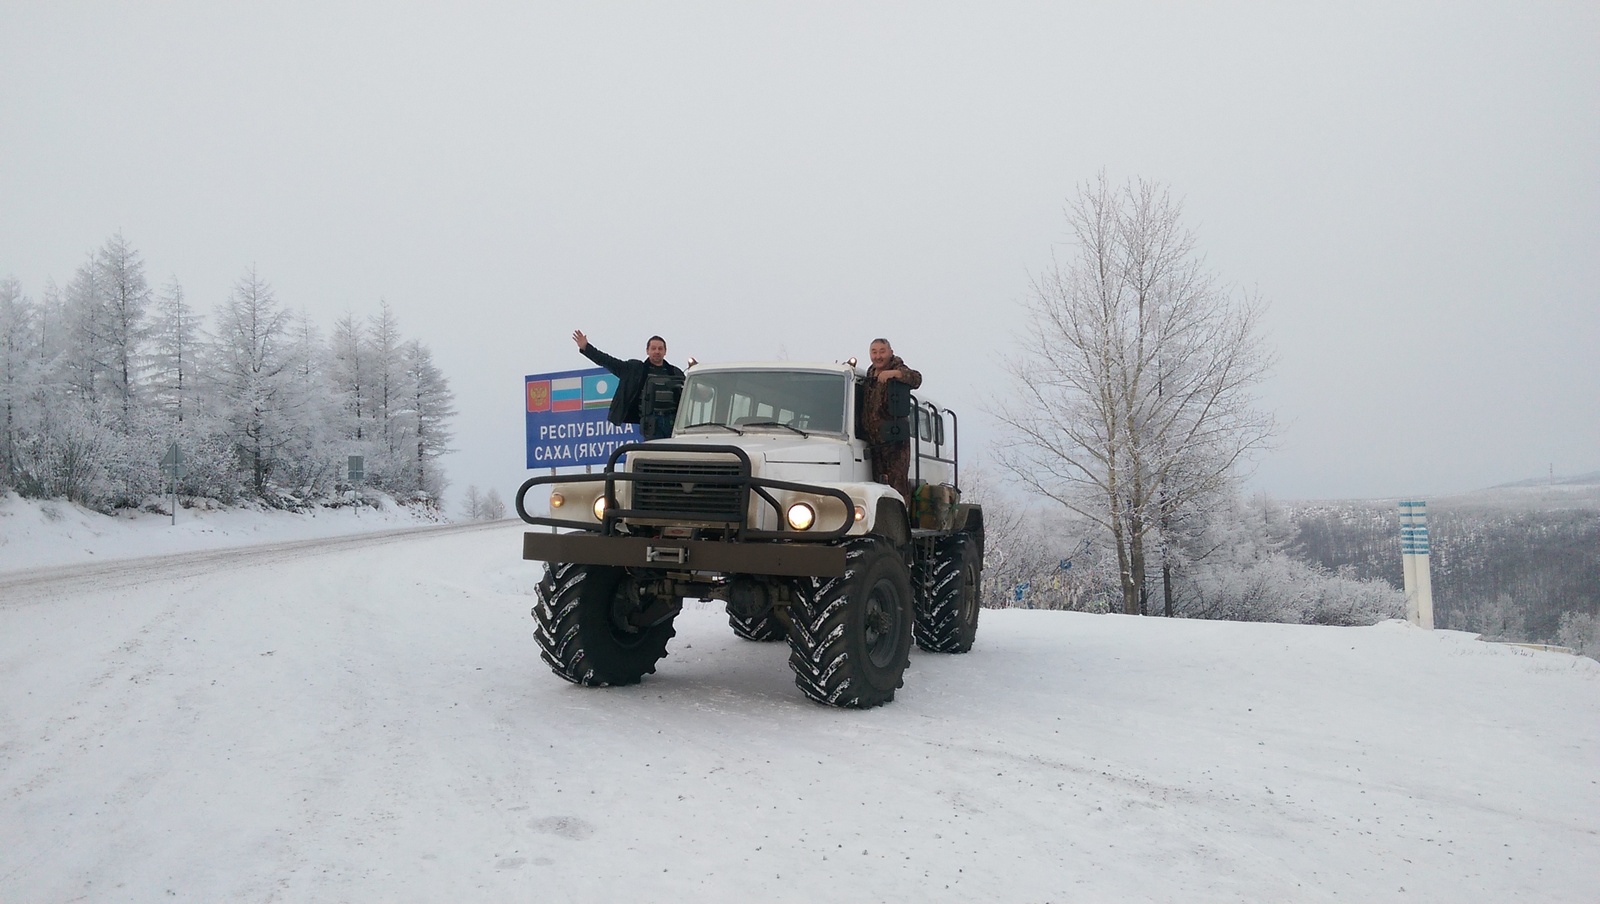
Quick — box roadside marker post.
[159,443,185,526]
[1399,500,1434,629]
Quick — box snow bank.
[0,492,448,573]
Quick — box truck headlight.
[593,496,608,520]
[853,504,867,523]
[786,502,816,531]
[549,492,565,509]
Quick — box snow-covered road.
[2,522,1596,902]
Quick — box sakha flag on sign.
[551,377,583,412]
[582,373,616,409]
[526,380,551,412]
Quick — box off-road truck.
[515,360,984,708]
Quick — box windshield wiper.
[680,421,743,435]
[739,421,809,437]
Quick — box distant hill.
[1283,489,1599,646]
[1492,470,1600,489]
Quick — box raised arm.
[573,329,627,375]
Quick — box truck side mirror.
[641,374,683,417]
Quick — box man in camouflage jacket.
[862,338,922,502]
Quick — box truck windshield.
[675,370,849,436]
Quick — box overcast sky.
[3,2,1596,506]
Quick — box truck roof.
[682,360,947,412]
[685,361,862,377]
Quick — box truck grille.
[630,459,745,520]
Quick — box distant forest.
[1288,489,1600,650]
[0,233,455,511]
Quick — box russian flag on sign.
[582,373,616,409]
[551,377,583,412]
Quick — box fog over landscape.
[3,2,1596,505]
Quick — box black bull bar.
[515,442,854,576]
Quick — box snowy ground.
[0,493,447,574]
[1,508,1597,902]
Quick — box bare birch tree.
[481,488,507,521]
[997,174,1275,615]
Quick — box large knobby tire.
[914,533,982,653]
[534,562,675,686]
[786,537,914,708]
[727,606,786,642]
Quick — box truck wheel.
[727,607,786,642]
[914,534,981,653]
[786,538,914,708]
[534,562,675,686]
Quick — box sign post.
[1399,500,1434,629]
[159,442,185,526]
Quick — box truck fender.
[871,497,911,550]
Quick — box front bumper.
[523,532,847,578]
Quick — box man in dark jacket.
[571,330,686,440]
[862,337,922,502]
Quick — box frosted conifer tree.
[402,339,454,501]
[146,277,202,424]
[212,267,294,497]
[95,233,152,425]
[367,301,404,486]
[0,278,39,487]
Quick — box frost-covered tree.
[368,300,404,483]
[402,339,454,501]
[997,174,1276,615]
[273,311,344,496]
[95,232,152,423]
[957,466,1110,610]
[462,485,483,520]
[1557,612,1598,659]
[481,488,506,521]
[212,267,294,496]
[3,235,457,509]
[4,281,73,497]
[1163,491,1404,625]
[146,277,202,424]
[0,278,39,486]
[58,254,107,403]
[328,311,372,442]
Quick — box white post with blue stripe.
[1398,500,1434,629]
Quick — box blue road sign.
[526,367,642,467]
